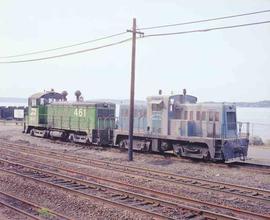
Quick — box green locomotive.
[24,90,115,145]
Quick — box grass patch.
[37,207,53,218]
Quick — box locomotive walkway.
[0,141,269,219]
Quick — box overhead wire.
[1,20,270,63]
[2,9,269,59]
[138,9,270,30]
[143,20,270,38]
[1,9,270,63]
[0,31,127,59]
[0,38,131,64]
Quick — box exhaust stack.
[75,90,82,102]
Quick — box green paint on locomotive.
[25,91,115,137]
[27,106,48,127]
[47,104,96,133]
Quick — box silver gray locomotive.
[116,90,249,161]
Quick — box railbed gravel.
[0,148,269,217]
[0,125,270,218]
[0,172,151,220]
[0,204,29,220]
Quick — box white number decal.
[74,108,86,117]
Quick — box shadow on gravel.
[148,159,174,166]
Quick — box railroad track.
[226,161,270,174]
[5,137,269,175]
[15,137,270,175]
[0,149,269,220]
[0,189,71,220]
[2,142,269,204]
[40,139,270,175]
[0,158,236,220]
[161,152,270,175]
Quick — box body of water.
[0,102,27,107]
[237,107,270,142]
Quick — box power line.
[0,38,131,64]
[3,9,269,59]
[0,31,127,59]
[1,20,270,64]
[143,20,270,38]
[138,9,270,30]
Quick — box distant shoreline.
[0,97,270,108]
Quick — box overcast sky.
[0,0,270,102]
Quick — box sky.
[0,0,270,102]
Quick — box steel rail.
[0,166,170,220]
[3,140,270,174]
[226,161,270,174]
[162,152,270,175]
[1,150,269,220]
[2,142,269,203]
[0,200,43,220]
[0,190,72,220]
[0,159,239,219]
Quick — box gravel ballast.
[0,124,269,219]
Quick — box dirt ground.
[248,145,270,164]
[0,124,269,219]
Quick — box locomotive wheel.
[69,134,75,143]
[119,140,127,149]
[30,129,34,136]
[142,144,149,152]
[50,135,55,140]
[203,151,211,161]
[60,132,68,142]
[86,138,91,145]
[44,131,48,138]
[173,145,182,157]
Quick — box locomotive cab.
[146,92,249,161]
[221,104,249,161]
[223,105,237,138]
[25,91,64,133]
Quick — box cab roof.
[29,91,63,100]
[50,101,115,107]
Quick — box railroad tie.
[209,185,220,189]
[191,181,198,184]
[183,212,199,219]
[51,179,66,183]
[119,195,129,200]
[111,193,122,198]
[152,202,161,207]
[96,187,106,191]
[65,183,81,187]
[251,192,260,196]
[138,201,155,206]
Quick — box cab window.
[209,111,214,121]
[40,98,45,105]
[196,111,201,120]
[31,99,37,107]
[152,104,162,111]
[184,111,188,120]
[227,112,236,130]
[201,111,206,121]
[189,111,193,120]
[215,112,220,121]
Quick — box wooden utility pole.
[127,18,143,161]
